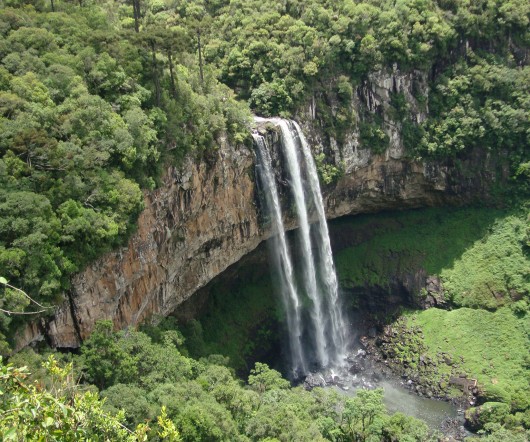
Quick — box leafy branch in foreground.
[0,355,181,441]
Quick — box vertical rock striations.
[18,138,262,349]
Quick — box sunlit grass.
[404,307,529,410]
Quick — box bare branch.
[3,282,50,310]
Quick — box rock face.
[16,71,505,350]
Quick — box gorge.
[16,107,501,352]
[1,0,528,439]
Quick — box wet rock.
[351,376,362,387]
[303,373,326,390]
[357,349,367,358]
[421,276,447,309]
[441,417,468,441]
[349,361,364,374]
[371,371,383,382]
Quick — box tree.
[0,356,148,441]
[80,320,137,389]
[1,355,186,441]
[248,362,290,394]
[183,3,212,86]
[341,388,386,441]
[382,412,432,442]
[158,26,189,100]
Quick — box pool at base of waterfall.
[302,345,468,439]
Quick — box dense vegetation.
[0,0,251,351]
[1,0,528,350]
[202,0,529,166]
[5,322,438,441]
[335,208,529,310]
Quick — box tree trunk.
[50,0,55,12]
[132,0,140,33]
[197,30,204,85]
[168,51,177,99]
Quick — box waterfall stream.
[253,133,307,376]
[253,118,349,377]
[292,121,348,366]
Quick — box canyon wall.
[16,70,505,350]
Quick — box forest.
[0,0,529,440]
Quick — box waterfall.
[253,118,349,376]
[277,119,329,368]
[291,121,348,365]
[253,133,307,377]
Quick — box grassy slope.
[334,207,530,409]
[404,307,529,409]
[335,207,529,308]
[184,207,529,406]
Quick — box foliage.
[0,0,252,350]
[201,0,529,182]
[341,388,387,440]
[465,402,511,431]
[0,321,437,442]
[441,214,530,309]
[1,0,528,354]
[465,424,530,442]
[204,0,463,112]
[248,362,289,393]
[338,388,433,442]
[314,152,344,185]
[0,355,156,441]
[418,57,529,169]
[182,276,281,373]
[334,206,530,429]
[335,207,529,310]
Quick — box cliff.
[16,70,505,350]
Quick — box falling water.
[292,121,348,365]
[253,118,349,376]
[277,119,329,368]
[253,133,307,377]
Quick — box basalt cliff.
[16,70,505,350]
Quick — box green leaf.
[0,277,7,285]
[3,427,17,440]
